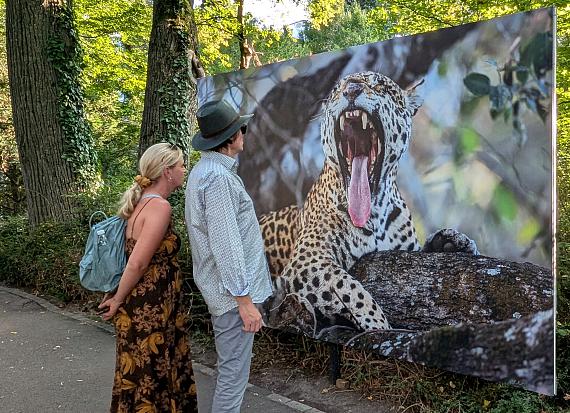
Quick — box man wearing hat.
[185,99,273,412]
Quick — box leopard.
[259,71,478,333]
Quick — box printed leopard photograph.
[197,8,555,394]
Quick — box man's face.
[229,126,246,153]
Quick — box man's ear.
[405,78,425,116]
[229,130,240,143]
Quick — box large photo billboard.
[197,8,555,394]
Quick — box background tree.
[307,0,344,29]
[138,0,204,157]
[75,0,152,179]
[0,1,24,216]
[5,0,97,227]
[194,0,308,75]
[304,3,386,53]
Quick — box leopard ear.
[405,78,424,116]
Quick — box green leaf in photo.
[457,127,480,159]
[517,218,540,244]
[463,73,491,96]
[492,184,518,221]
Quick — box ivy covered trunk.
[6,0,96,227]
[139,0,203,158]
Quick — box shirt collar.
[201,151,238,173]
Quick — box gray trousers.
[211,307,254,413]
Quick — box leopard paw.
[423,228,479,255]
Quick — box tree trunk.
[237,0,247,69]
[139,0,204,158]
[6,0,94,227]
[345,310,554,395]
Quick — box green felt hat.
[192,99,253,151]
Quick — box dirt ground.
[190,332,397,413]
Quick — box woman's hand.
[98,296,123,321]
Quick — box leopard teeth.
[340,115,345,131]
[361,112,368,129]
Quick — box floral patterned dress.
[111,224,198,413]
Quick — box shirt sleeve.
[203,174,250,297]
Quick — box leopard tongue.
[348,155,371,228]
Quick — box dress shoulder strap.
[129,194,163,238]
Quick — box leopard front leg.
[259,205,301,277]
[280,260,390,331]
[423,228,479,255]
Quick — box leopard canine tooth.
[361,112,368,129]
[340,114,345,131]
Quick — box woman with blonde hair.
[99,142,198,412]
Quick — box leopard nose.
[343,82,363,102]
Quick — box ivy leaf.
[463,73,491,96]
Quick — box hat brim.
[192,114,253,151]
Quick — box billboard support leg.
[329,342,342,384]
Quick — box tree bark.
[351,251,553,329]
[6,0,82,227]
[345,310,554,395]
[139,0,204,158]
[237,0,246,69]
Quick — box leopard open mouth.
[335,108,385,227]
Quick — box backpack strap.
[88,211,108,228]
[129,194,163,239]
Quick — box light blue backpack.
[78,195,162,292]
[79,212,127,292]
